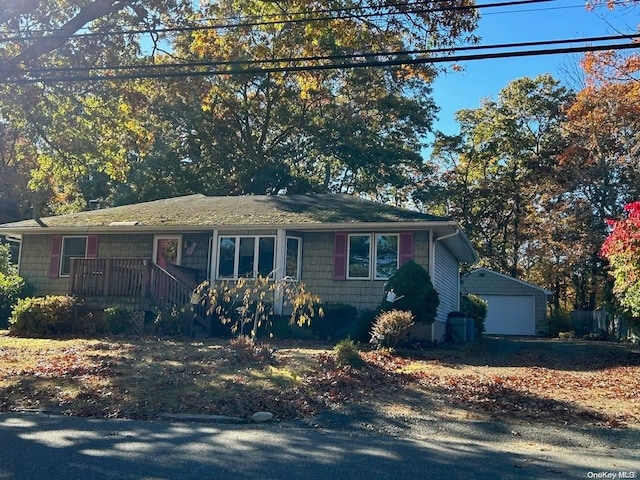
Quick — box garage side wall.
[461,270,548,336]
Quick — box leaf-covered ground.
[0,334,638,430]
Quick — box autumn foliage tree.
[600,202,640,322]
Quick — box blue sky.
[430,1,639,136]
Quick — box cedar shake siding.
[300,230,430,311]
[1,195,477,336]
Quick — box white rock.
[250,411,274,423]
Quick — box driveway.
[0,412,637,480]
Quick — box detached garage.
[461,268,552,336]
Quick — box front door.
[154,236,182,268]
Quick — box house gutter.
[435,229,460,242]
[0,220,463,234]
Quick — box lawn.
[0,332,638,429]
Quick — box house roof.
[463,268,553,295]
[0,194,477,262]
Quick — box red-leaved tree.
[600,201,640,320]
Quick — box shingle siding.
[300,230,430,311]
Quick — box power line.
[3,39,638,84]
[18,33,640,75]
[0,0,551,42]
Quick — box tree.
[425,75,573,280]
[600,201,640,322]
[111,0,478,199]
[0,0,193,215]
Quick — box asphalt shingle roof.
[0,194,449,230]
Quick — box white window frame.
[216,235,277,280]
[374,233,400,280]
[346,233,400,281]
[285,236,303,280]
[60,235,88,277]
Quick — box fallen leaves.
[0,335,638,430]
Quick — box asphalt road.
[0,412,638,480]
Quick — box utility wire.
[19,33,640,74]
[3,39,638,84]
[0,0,551,42]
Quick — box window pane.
[61,237,87,276]
[218,237,236,278]
[238,237,255,277]
[286,237,300,279]
[376,234,399,279]
[258,237,275,277]
[348,235,370,278]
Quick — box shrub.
[0,242,16,276]
[104,307,133,335]
[0,273,33,328]
[9,295,99,337]
[149,306,192,336]
[333,338,362,366]
[380,260,439,324]
[335,309,376,342]
[460,294,487,336]
[312,303,358,340]
[370,309,414,349]
[547,308,572,337]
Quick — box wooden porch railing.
[148,262,195,309]
[69,258,151,297]
[70,258,209,335]
[70,258,196,307]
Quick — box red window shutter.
[333,233,347,280]
[399,232,414,266]
[48,235,62,278]
[86,235,99,258]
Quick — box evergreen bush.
[0,273,33,328]
[460,294,487,336]
[333,338,362,366]
[104,307,133,335]
[380,260,439,324]
[9,295,99,337]
[312,303,358,339]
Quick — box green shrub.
[333,338,363,366]
[336,309,376,342]
[380,260,439,324]
[0,242,16,276]
[547,308,572,337]
[460,294,487,336]
[312,303,358,339]
[9,295,100,337]
[149,306,192,336]
[0,273,33,328]
[104,307,133,335]
[370,309,414,349]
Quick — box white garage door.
[480,295,536,336]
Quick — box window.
[341,233,401,280]
[60,236,87,276]
[347,234,371,279]
[217,236,276,279]
[375,234,399,279]
[285,236,302,279]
